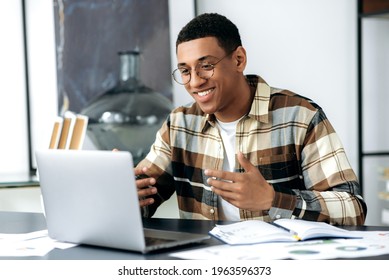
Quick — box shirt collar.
[247,75,271,123]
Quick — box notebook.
[35,149,209,253]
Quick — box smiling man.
[135,13,367,225]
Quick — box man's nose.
[189,71,206,88]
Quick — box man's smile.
[195,88,215,97]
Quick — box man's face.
[176,37,244,121]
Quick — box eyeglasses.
[172,49,235,85]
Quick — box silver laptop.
[35,149,209,253]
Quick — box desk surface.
[1,211,389,260]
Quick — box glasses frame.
[172,49,236,85]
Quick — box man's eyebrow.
[177,55,213,67]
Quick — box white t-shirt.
[215,118,242,221]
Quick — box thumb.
[237,151,255,172]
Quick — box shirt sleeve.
[136,116,176,218]
[269,109,367,225]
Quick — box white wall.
[0,1,29,174]
[0,0,57,176]
[168,0,196,107]
[25,0,59,168]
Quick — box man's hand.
[135,167,157,207]
[204,152,274,211]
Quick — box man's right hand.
[135,167,157,207]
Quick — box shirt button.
[210,209,215,214]
[275,214,281,219]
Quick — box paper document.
[0,230,77,257]
[171,230,389,260]
[209,219,363,245]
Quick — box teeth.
[198,89,212,97]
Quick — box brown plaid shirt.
[137,75,367,225]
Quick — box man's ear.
[234,46,247,72]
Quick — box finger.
[207,177,223,190]
[237,152,255,172]
[139,197,154,207]
[207,176,234,190]
[138,186,157,197]
[136,177,156,190]
[204,169,236,182]
[135,167,156,187]
[218,190,239,202]
[211,185,240,206]
[134,166,148,177]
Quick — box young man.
[135,13,367,225]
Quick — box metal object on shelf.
[81,50,173,165]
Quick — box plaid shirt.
[137,75,367,225]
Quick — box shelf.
[357,0,389,192]
[360,11,389,18]
[363,152,389,157]
[361,0,389,15]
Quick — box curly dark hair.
[176,13,242,53]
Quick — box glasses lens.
[172,68,189,85]
[196,63,215,80]
[172,62,216,85]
